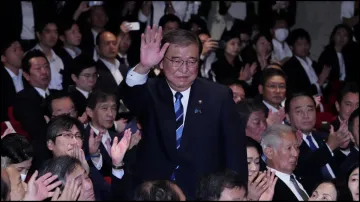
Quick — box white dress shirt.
[272,39,293,62]
[76,87,90,99]
[34,87,50,98]
[99,58,123,85]
[20,1,35,40]
[200,52,217,81]
[64,47,82,59]
[302,133,336,178]
[267,167,309,201]
[32,44,64,90]
[295,56,322,95]
[89,124,124,179]
[126,66,191,122]
[263,100,280,113]
[4,67,24,93]
[91,29,99,61]
[336,52,346,81]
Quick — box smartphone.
[210,40,226,49]
[320,121,331,133]
[126,22,140,31]
[88,1,104,7]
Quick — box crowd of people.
[0,1,359,201]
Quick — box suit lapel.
[97,60,119,87]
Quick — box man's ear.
[23,71,31,82]
[264,147,274,160]
[258,84,263,95]
[59,35,66,43]
[335,101,340,113]
[36,32,41,41]
[86,107,93,119]
[95,46,100,54]
[159,61,164,70]
[47,140,55,151]
[71,74,78,83]
[286,114,291,124]
[1,55,6,64]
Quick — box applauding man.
[121,25,247,198]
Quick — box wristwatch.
[112,162,125,169]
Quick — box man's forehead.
[166,44,199,57]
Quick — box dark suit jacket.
[282,56,320,96]
[340,146,359,177]
[55,47,76,91]
[121,77,248,199]
[68,87,88,116]
[272,174,307,201]
[0,67,29,122]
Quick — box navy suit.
[121,77,248,198]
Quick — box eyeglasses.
[80,73,99,79]
[56,132,83,140]
[164,56,198,68]
[265,84,286,91]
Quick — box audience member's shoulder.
[196,78,230,94]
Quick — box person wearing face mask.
[1,133,33,182]
[308,180,339,201]
[270,15,292,65]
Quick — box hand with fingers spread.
[78,112,88,124]
[88,128,103,155]
[327,121,352,151]
[129,130,142,150]
[73,1,91,21]
[111,129,132,166]
[313,95,322,108]
[23,171,62,201]
[120,21,131,34]
[51,178,81,201]
[247,171,269,201]
[239,63,257,81]
[135,24,170,74]
[70,145,90,175]
[201,38,218,56]
[266,107,285,126]
[259,170,278,201]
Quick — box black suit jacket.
[282,56,320,96]
[68,87,88,116]
[121,77,248,199]
[55,47,76,91]
[272,174,307,201]
[0,67,29,122]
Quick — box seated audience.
[134,180,186,201]
[338,163,359,201]
[46,91,78,120]
[270,14,292,64]
[223,80,247,104]
[116,31,132,67]
[196,170,247,201]
[198,29,217,81]
[308,180,339,201]
[158,14,182,35]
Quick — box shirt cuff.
[91,154,103,170]
[112,168,125,179]
[200,54,206,61]
[126,66,149,87]
[138,10,149,23]
[325,143,334,157]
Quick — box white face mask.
[20,170,28,182]
[274,28,289,42]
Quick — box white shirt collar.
[355,146,359,151]
[33,44,59,63]
[64,47,82,59]
[295,56,312,67]
[4,66,22,79]
[89,123,111,143]
[76,87,90,99]
[91,29,99,45]
[263,100,279,112]
[267,166,292,183]
[34,87,50,98]
[99,57,120,71]
[117,53,127,58]
[167,82,191,99]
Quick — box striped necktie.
[170,92,184,181]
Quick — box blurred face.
[199,33,210,44]
[48,125,83,157]
[118,33,132,54]
[161,44,199,92]
[88,99,117,130]
[309,182,337,201]
[255,36,272,56]
[37,23,58,48]
[247,147,260,177]
[51,97,77,118]
[261,76,286,108]
[336,92,359,121]
[219,186,246,201]
[12,158,33,181]
[267,133,300,174]
[67,164,95,201]
[6,165,27,201]
[240,33,250,51]
[348,167,359,201]
[190,23,201,34]
[90,6,108,29]
[97,32,118,60]
[24,57,51,89]
[225,38,241,57]
[72,67,97,92]
[1,41,24,69]
[352,116,359,147]
[333,27,349,48]
[62,24,82,46]
[229,84,245,104]
[163,21,180,34]
[293,38,310,58]
[246,111,267,143]
[287,96,316,133]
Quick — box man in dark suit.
[285,92,352,193]
[261,124,309,201]
[341,108,359,174]
[0,37,29,122]
[121,26,247,199]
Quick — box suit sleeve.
[221,89,248,181]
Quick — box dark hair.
[185,15,208,34]
[1,178,9,201]
[46,90,74,116]
[57,18,78,36]
[312,179,340,200]
[329,24,353,47]
[220,29,239,43]
[72,54,97,77]
[271,14,288,29]
[158,14,181,29]
[287,28,311,47]
[1,133,33,164]
[0,36,21,56]
[161,29,202,57]
[223,79,247,90]
[38,156,82,190]
[336,82,359,103]
[236,99,268,125]
[285,92,316,113]
[252,31,273,47]
[133,180,181,201]
[246,136,262,155]
[348,108,359,135]
[96,30,115,46]
[46,115,84,143]
[260,68,287,86]
[198,29,211,38]
[35,18,58,33]
[21,50,49,73]
[87,90,117,110]
[196,170,247,201]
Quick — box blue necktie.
[306,135,333,180]
[170,92,184,181]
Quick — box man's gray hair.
[1,156,11,169]
[260,124,296,150]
